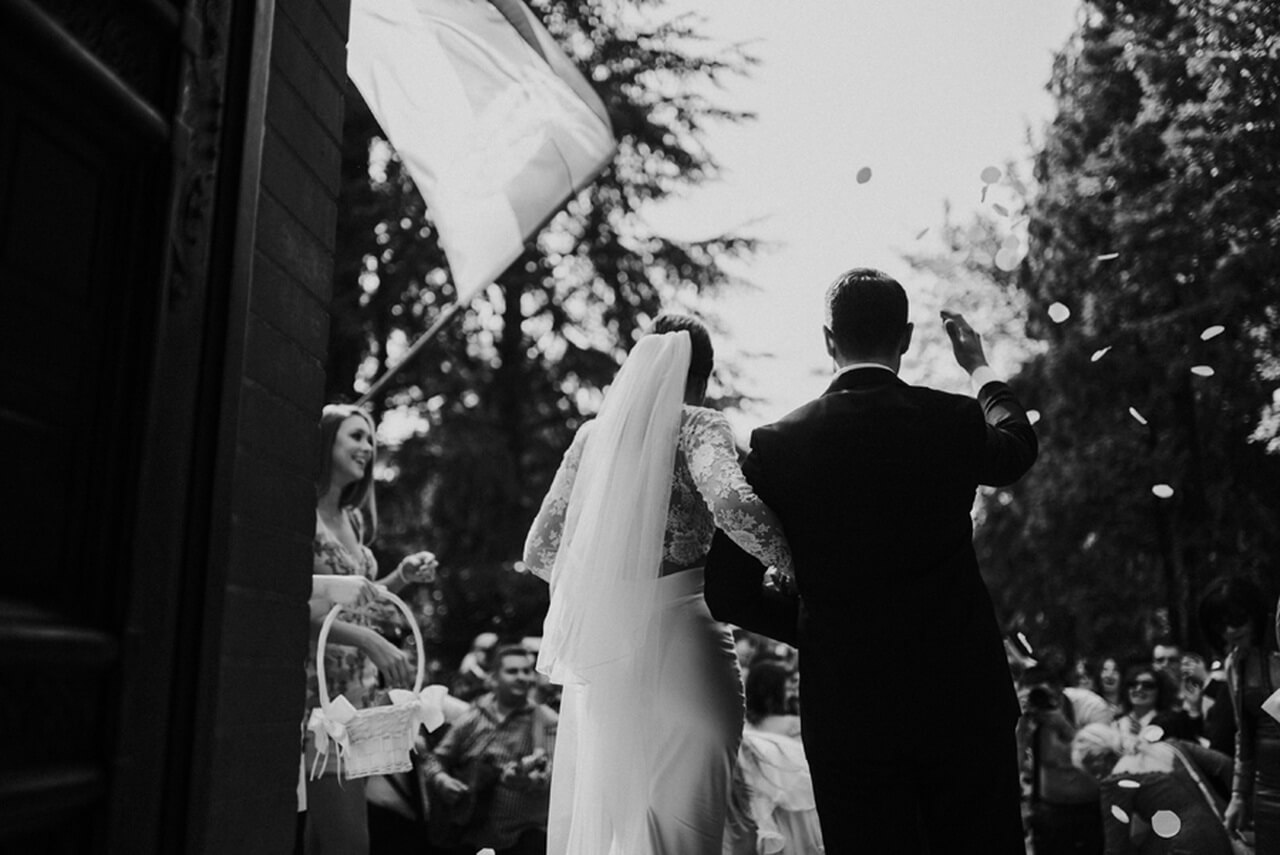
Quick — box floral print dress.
[307,507,379,712]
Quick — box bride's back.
[661,406,721,571]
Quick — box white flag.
[348,0,617,305]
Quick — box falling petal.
[1200,325,1225,341]
[981,166,1003,184]
[1048,302,1071,323]
[993,203,1010,217]
[1151,811,1181,839]
[1097,252,1120,261]
[1117,779,1141,789]
[995,248,1020,271]
[1091,346,1112,362]
[915,227,929,240]
[1190,365,1215,377]
[1129,407,1149,425]
[1027,410,1041,426]
[1111,805,1130,824]
[1002,234,1021,251]
[856,166,873,184]
[1152,484,1175,499]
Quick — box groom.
[706,268,1037,854]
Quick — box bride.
[523,314,795,855]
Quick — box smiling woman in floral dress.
[304,404,438,855]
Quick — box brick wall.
[197,0,352,851]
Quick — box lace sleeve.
[683,409,793,574]
[523,423,593,582]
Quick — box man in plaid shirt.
[425,645,558,855]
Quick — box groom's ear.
[823,326,836,359]
[899,322,914,355]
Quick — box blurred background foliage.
[909,0,1280,668]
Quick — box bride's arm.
[684,409,794,575]
[522,422,594,581]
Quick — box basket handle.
[315,585,425,719]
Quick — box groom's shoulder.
[904,383,987,427]
[772,381,975,420]
[908,381,982,410]
[756,396,825,434]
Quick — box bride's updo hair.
[650,313,714,385]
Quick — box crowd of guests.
[304,401,1277,855]
[1014,575,1280,855]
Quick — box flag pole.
[355,299,470,407]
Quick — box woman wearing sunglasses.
[1114,666,1202,744]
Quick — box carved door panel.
[0,1,237,851]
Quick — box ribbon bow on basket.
[387,684,449,734]
[307,695,359,779]
[309,587,447,781]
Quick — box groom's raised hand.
[941,310,988,374]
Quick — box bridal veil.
[536,330,691,854]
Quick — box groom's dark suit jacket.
[706,365,1037,733]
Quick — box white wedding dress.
[524,333,793,855]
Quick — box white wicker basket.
[310,587,425,780]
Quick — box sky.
[649,0,1083,438]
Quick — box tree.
[330,2,761,661]
[908,0,1280,663]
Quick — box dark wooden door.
[0,1,238,851]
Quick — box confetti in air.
[1152,484,1175,499]
[1151,811,1182,839]
[1097,252,1119,261]
[856,167,872,184]
[992,203,1009,217]
[1128,407,1148,425]
[1091,347,1112,362]
[995,249,1020,271]
[915,227,929,240]
[1190,365,1215,377]
[1047,302,1071,323]
[1111,806,1130,824]
[1027,410,1041,426]
[980,166,1002,184]
[1117,779,1141,789]
[1200,325,1225,341]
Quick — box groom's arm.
[705,529,801,648]
[704,432,801,648]
[943,310,1038,487]
[973,372,1038,487]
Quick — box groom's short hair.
[825,268,909,357]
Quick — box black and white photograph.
[2,0,1278,853]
